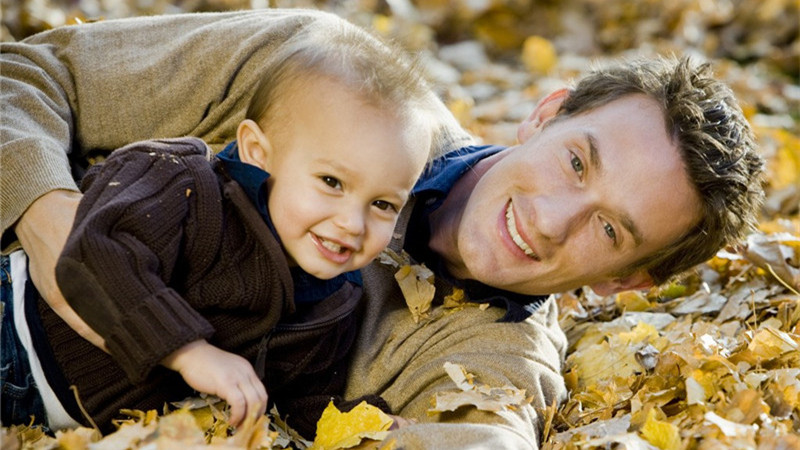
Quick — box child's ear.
[517,88,570,143]
[236,119,273,171]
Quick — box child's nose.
[334,207,366,236]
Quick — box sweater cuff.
[104,288,215,384]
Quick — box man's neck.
[427,151,507,279]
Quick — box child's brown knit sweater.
[38,137,370,436]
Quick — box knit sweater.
[46,137,367,436]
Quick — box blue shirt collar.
[408,145,548,322]
[217,141,362,303]
[217,141,271,222]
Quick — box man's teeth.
[321,238,344,253]
[505,203,537,259]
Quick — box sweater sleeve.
[347,262,568,449]
[0,10,473,251]
[55,139,219,384]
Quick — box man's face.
[438,94,702,295]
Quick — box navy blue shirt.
[407,145,548,322]
[217,142,362,304]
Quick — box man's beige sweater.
[0,9,567,448]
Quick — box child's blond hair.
[246,18,442,157]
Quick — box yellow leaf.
[92,420,158,449]
[442,287,466,309]
[618,322,659,345]
[55,427,100,450]
[615,291,652,312]
[747,326,799,360]
[640,408,681,450]
[521,36,558,75]
[311,401,393,450]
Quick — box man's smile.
[505,201,539,260]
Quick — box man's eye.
[372,200,398,213]
[604,222,617,242]
[570,153,584,176]
[321,176,341,189]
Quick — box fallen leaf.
[310,401,393,450]
[429,362,530,414]
[639,408,681,450]
[394,263,435,323]
[521,35,558,75]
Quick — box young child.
[3,20,436,437]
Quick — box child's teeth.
[321,239,343,253]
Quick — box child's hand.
[162,339,268,426]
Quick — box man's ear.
[517,88,570,143]
[236,119,273,171]
[588,270,654,297]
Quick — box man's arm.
[14,189,106,348]
[1,10,331,246]
[349,263,568,449]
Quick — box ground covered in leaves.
[2,0,798,449]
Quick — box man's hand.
[15,189,107,350]
[162,339,268,427]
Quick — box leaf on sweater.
[395,264,435,323]
[310,401,393,450]
[428,362,531,414]
[379,249,436,323]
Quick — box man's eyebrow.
[585,131,643,247]
[620,213,644,247]
[585,132,602,174]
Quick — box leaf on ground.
[91,420,158,450]
[521,36,558,75]
[744,232,800,291]
[310,401,393,450]
[639,408,681,450]
[428,362,531,414]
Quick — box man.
[1,9,762,449]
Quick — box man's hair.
[246,18,437,151]
[558,56,765,284]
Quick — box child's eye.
[603,222,617,243]
[372,200,398,213]
[570,152,584,177]
[321,176,341,189]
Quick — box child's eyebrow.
[317,158,356,177]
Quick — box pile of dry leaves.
[1,0,797,449]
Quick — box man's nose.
[334,205,367,236]
[531,193,588,243]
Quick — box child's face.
[242,78,430,280]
